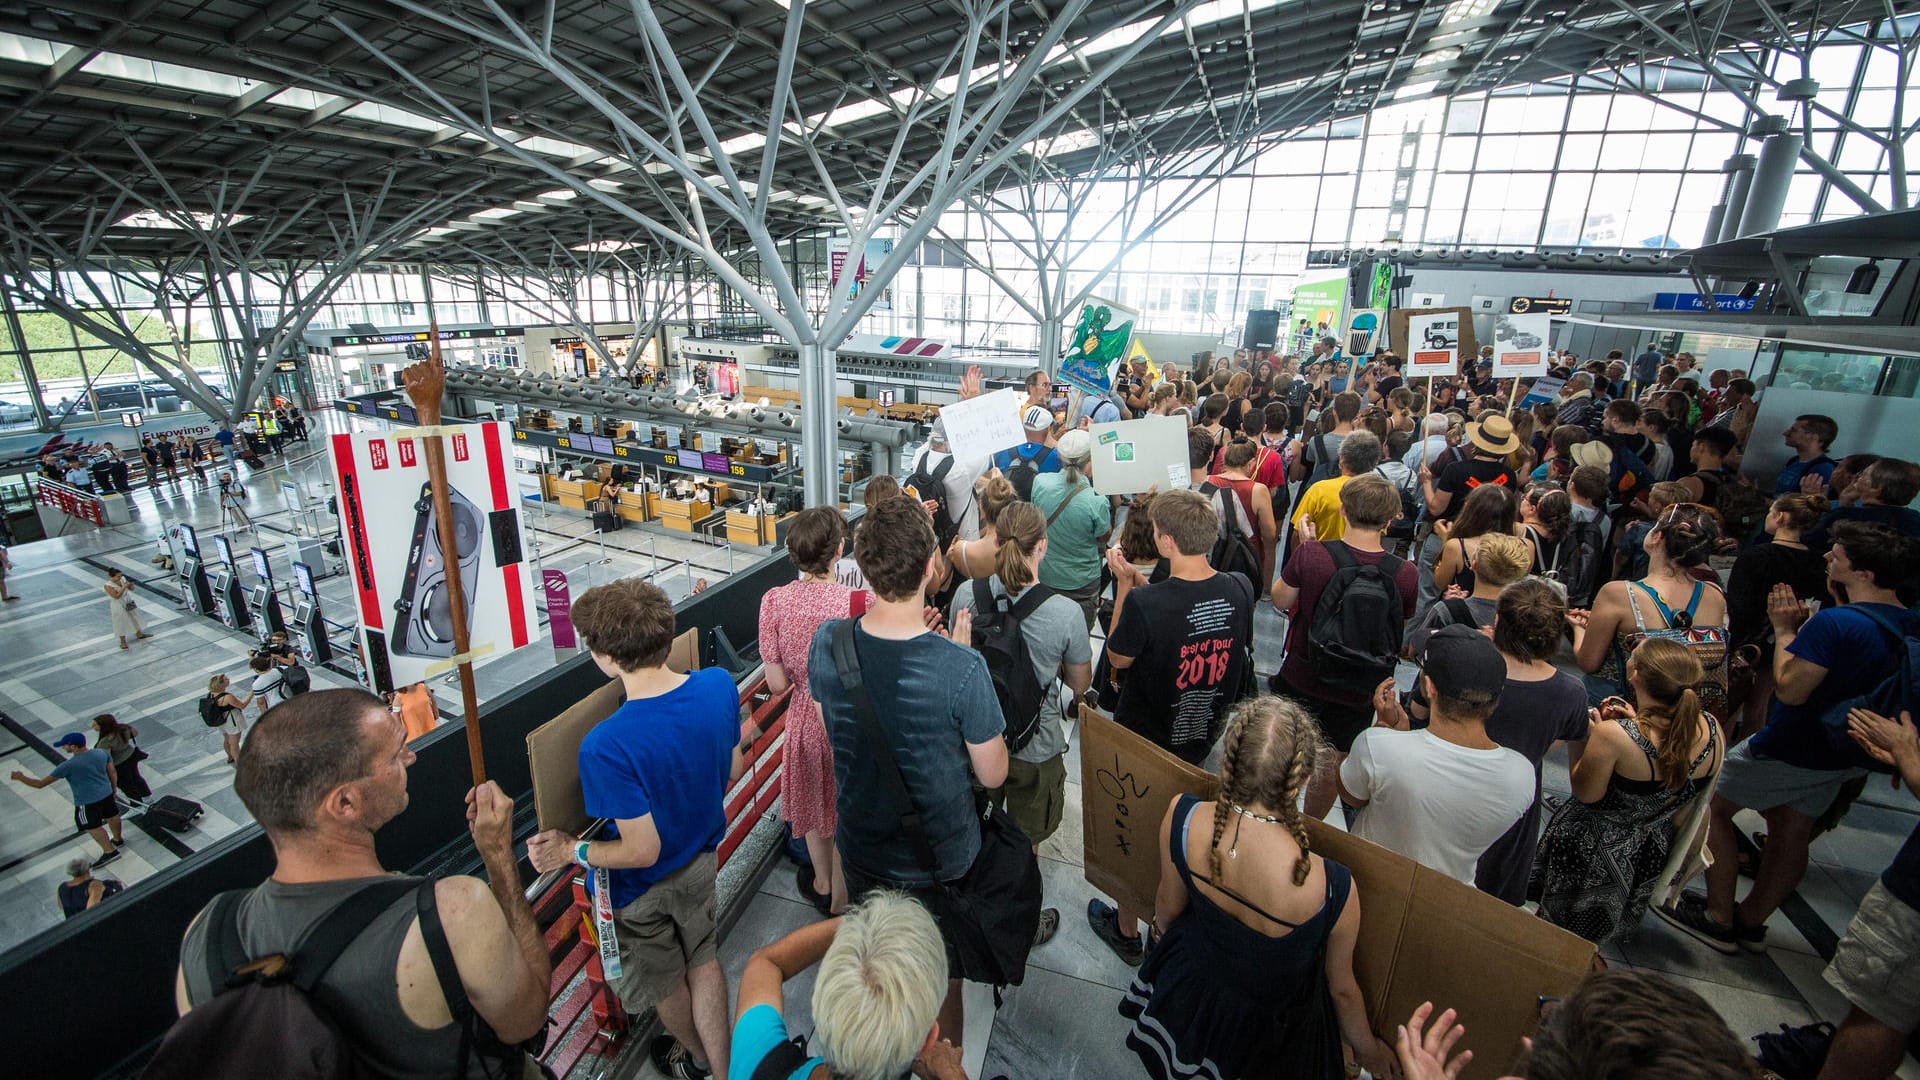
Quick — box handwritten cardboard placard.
[1079,707,1591,1079]
[936,387,1026,466]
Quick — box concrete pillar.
[798,339,839,507]
[1718,154,1757,243]
[1738,132,1804,238]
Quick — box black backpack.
[970,579,1056,754]
[1003,445,1048,501]
[144,878,530,1080]
[1548,514,1607,608]
[1374,465,1421,542]
[1306,433,1338,485]
[1305,541,1407,691]
[282,663,312,696]
[1199,481,1262,591]
[199,694,226,728]
[908,454,962,548]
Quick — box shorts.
[1823,881,1920,1032]
[1715,738,1865,818]
[1271,671,1373,753]
[997,754,1066,846]
[608,851,718,1012]
[75,796,118,833]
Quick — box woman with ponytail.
[1533,637,1723,944]
[946,500,1092,947]
[1571,503,1730,715]
[1120,697,1394,1080]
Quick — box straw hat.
[1569,441,1614,470]
[1465,414,1521,456]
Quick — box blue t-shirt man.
[1774,454,1837,496]
[51,748,113,806]
[1749,603,1920,770]
[808,621,1004,884]
[579,667,741,908]
[215,428,235,449]
[992,442,1060,476]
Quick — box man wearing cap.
[12,732,124,867]
[1418,413,1520,526]
[993,405,1061,500]
[1468,353,1498,399]
[1337,626,1534,884]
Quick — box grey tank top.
[180,875,492,1080]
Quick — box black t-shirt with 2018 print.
[1107,572,1253,764]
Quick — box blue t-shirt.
[1774,454,1836,496]
[51,749,113,806]
[808,621,1004,884]
[727,1004,823,1080]
[579,668,740,908]
[215,429,235,447]
[1749,603,1920,770]
[992,442,1060,475]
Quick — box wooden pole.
[402,323,488,785]
[1505,371,1523,417]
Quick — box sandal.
[119,641,129,650]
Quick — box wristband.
[573,840,592,869]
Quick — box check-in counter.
[616,490,650,523]
[550,478,601,511]
[657,498,712,532]
[725,510,793,546]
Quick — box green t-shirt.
[1030,471,1110,590]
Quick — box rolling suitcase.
[146,795,203,832]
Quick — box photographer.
[217,471,250,528]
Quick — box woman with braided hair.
[1120,697,1393,1080]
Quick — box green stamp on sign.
[1113,442,1135,462]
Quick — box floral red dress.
[758,578,860,838]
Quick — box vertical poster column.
[329,422,534,694]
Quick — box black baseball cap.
[1420,624,1507,706]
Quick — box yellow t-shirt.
[1291,476,1350,542]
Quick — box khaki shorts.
[1824,880,1920,1032]
[998,754,1066,846]
[610,851,718,1013]
[1716,739,1865,819]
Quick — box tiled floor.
[0,408,770,956]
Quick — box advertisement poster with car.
[1492,313,1553,378]
[1407,311,1460,373]
[328,422,534,694]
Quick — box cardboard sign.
[526,627,700,835]
[937,388,1026,466]
[1407,311,1460,373]
[1089,414,1190,496]
[1492,313,1553,378]
[1059,298,1139,395]
[1079,710,1593,1079]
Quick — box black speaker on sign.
[1242,309,1282,351]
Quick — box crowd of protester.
[149,342,1920,1080]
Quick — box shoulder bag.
[828,620,1042,987]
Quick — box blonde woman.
[204,673,252,764]
[1121,697,1395,1080]
[946,475,1019,581]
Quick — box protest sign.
[936,387,1026,465]
[1492,313,1553,378]
[1090,415,1190,496]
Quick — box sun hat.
[1569,441,1615,470]
[1465,414,1521,456]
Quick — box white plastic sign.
[1492,313,1552,378]
[1408,312,1460,373]
[1090,415,1190,496]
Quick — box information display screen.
[589,435,614,454]
[212,535,235,566]
[292,562,316,597]
[249,547,272,581]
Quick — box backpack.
[1818,606,1920,774]
[282,662,312,696]
[145,877,531,1080]
[1374,465,1421,541]
[1003,445,1047,502]
[1441,596,1480,630]
[1306,433,1338,486]
[1305,541,1407,691]
[1199,481,1262,591]
[907,454,962,548]
[1548,514,1607,608]
[199,694,226,728]
[1261,438,1293,524]
[970,579,1056,754]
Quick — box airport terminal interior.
[5,1,1920,1078]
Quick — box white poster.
[936,388,1027,466]
[1491,313,1552,378]
[329,421,535,693]
[1090,415,1190,496]
[1407,311,1460,374]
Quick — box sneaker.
[90,849,122,869]
[1032,907,1059,948]
[1678,890,1768,953]
[112,837,125,847]
[648,1035,711,1080]
[1655,894,1740,955]
[1087,899,1144,967]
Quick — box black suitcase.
[146,795,203,832]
